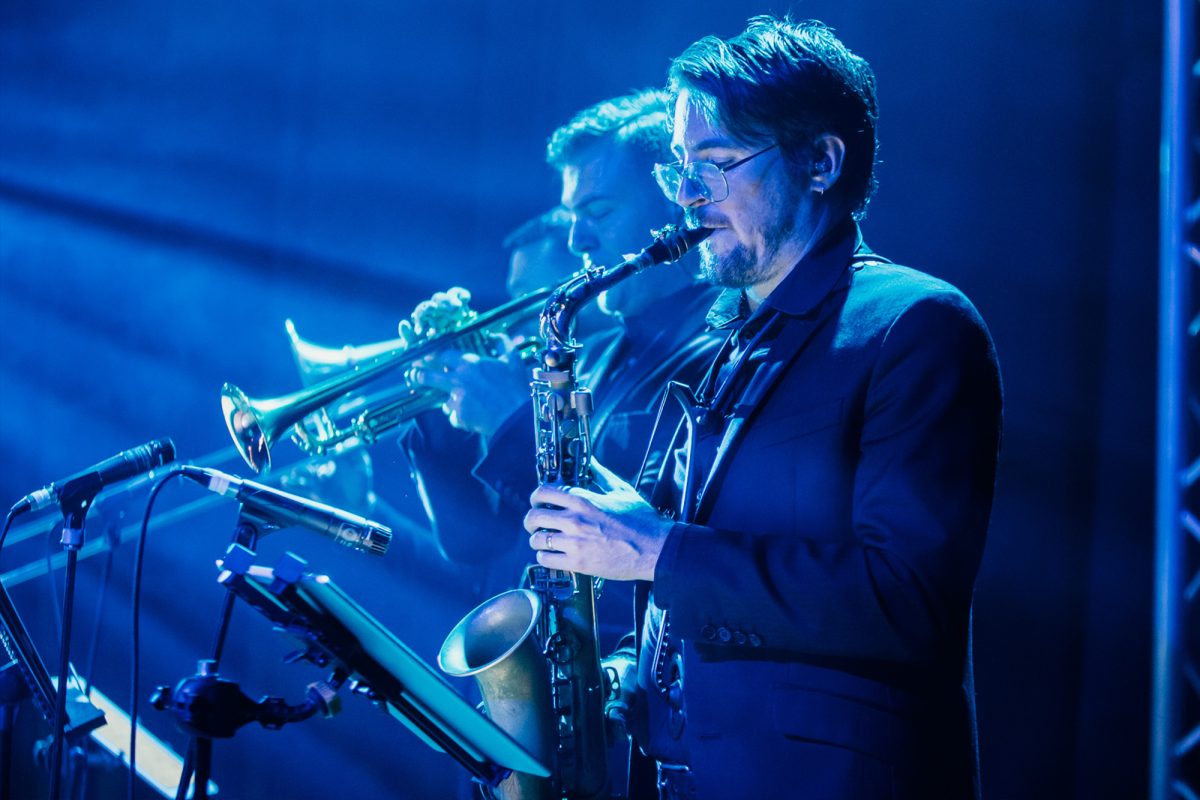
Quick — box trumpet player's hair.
[545,88,673,171]
[502,206,571,251]
[668,15,879,220]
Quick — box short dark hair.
[545,89,673,171]
[502,206,571,250]
[668,16,879,218]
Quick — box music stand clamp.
[212,544,548,789]
[150,659,338,739]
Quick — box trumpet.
[285,318,408,386]
[221,287,552,474]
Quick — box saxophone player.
[524,16,1003,800]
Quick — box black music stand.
[0,580,105,799]
[213,545,549,788]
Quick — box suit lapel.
[693,301,841,522]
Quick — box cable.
[0,511,15,558]
[45,530,62,639]
[128,468,187,800]
[83,528,118,697]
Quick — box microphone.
[181,467,392,556]
[12,438,177,516]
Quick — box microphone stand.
[167,510,265,800]
[47,478,102,800]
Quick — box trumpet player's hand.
[407,346,528,438]
[523,461,674,582]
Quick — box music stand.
[215,545,549,788]
[0,580,104,799]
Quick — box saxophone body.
[439,225,711,799]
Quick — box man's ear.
[809,134,846,195]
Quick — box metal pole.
[1154,0,1195,796]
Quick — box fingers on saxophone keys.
[529,530,562,553]
[528,484,584,512]
[524,506,547,534]
[536,548,569,569]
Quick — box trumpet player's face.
[560,140,680,318]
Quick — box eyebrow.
[567,195,613,213]
[671,135,743,159]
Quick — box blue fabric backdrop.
[0,1,1158,797]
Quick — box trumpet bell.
[221,383,274,473]
[286,318,405,386]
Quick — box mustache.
[685,208,727,230]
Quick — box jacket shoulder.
[844,262,990,340]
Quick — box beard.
[692,173,807,289]
[697,211,802,288]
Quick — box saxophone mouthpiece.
[643,225,713,267]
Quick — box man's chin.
[700,243,756,289]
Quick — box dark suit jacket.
[637,223,1002,800]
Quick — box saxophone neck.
[537,225,713,354]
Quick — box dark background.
[0,1,1157,797]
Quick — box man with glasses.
[524,17,1002,799]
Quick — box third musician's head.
[547,90,690,320]
[503,206,577,299]
[661,16,879,292]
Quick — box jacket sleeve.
[651,291,1002,664]
[470,405,540,510]
[398,410,525,564]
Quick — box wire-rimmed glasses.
[652,143,778,203]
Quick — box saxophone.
[439,225,712,799]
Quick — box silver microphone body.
[183,467,391,556]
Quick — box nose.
[505,269,523,299]
[568,217,598,258]
[674,172,709,209]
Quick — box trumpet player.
[402,89,722,637]
[523,16,1003,800]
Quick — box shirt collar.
[705,218,865,330]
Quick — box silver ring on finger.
[546,532,554,551]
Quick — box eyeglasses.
[652,143,778,203]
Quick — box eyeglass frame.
[652,143,779,204]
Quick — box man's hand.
[523,461,674,581]
[398,287,530,437]
[407,347,529,437]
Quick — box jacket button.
[717,626,732,643]
[700,625,717,641]
[733,631,747,645]
[748,633,763,647]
